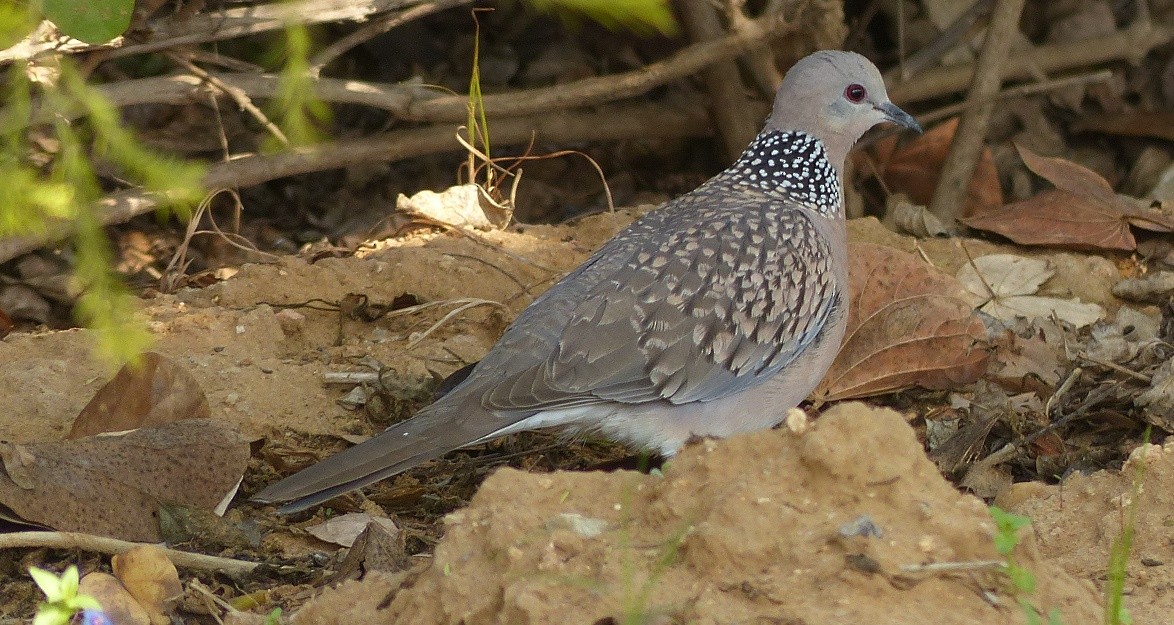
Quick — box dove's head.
[766,50,921,168]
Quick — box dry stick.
[927,0,1025,230]
[726,0,783,96]
[0,531,263,576]
[166,52,290,147]
[0,103,710,263]
[0,0,419,64]
[891,0,996,81]
[889,19,1172,104]
[680,0,759,162]
[92,73,434,121]
[401,14,795,122]
[51,13,793,130]
[308,0,472,76]
[917,69,1114,127]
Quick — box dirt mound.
[292,403,1101,625]
[1004,441,1174,625]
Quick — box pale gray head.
[766,50,920,169]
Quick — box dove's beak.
[878,101,922,133]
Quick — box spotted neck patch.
[723,130,841,216]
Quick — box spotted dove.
[255,50,921,513]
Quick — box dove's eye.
[844,84,867,103]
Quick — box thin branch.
[399,13,796,122]
[928,0,1025,229]
[680,0,758,161]
[30,13,791,131]
[0,0,424,64]
[888,19,1173,103]
[309,0,473,75]
[0,102,710,263]
[917,69,1114,127]
[0,531,265,576]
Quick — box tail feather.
[252,404,513,514]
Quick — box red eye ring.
[844,83,867,103]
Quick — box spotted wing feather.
[481,193,839,410]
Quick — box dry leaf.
[79,573,151,625]
[112,546,182,625]
[1136,360,1174,432]
[396,184,508,229]
[330,519,411,583]
[960,144,1173,250]
[873,117,1003,216]
[812,243,989,401]
[961,189,1135,250]
[307,513,400,548]
[70,352,211,439]
[986,330,1065,391]
[0,419,249,542]
[955,254,1105,328]
[883,193,949,238]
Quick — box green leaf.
[0,3,39,49]
[527,0,677,36]
[989,506,1032,555]
[28,567,64,602]
[1007,563,1037,594]
[43,0,134,44]
[59,566,79,600]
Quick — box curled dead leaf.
[112,545,182,625]
[813,243,989,402]
[70,352,211,439]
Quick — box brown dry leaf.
[812,243,989,401]
[69,352,211,439]
[112,545,183,625]
[306,513,400,548]
[0,419,248,542]
[873,117,1003,216]
[79,573,152,625]
[960,144,1164,250]
[962,189,1135,250]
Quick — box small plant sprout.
[28,566,103,625]
[988,507,1064,625]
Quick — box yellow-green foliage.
[1,60,205,366]
[527,0,678,36]
[266,22,331,150]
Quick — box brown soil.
[0,215,1165,624]
[292,404,1103,625]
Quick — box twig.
[725,0,782,95]
[399,13,795,122]
[0,102,710,263]
[889,19,1172,103]
[680,0,758,161]
[166,52,289,147]
[892,0,996,81]
[900,560,1005,573]
[309,0,472,75]
[23,13,790,132]
[0,0,421,64]
[89,73,437,123]
[928,0,1025,230]
[405,299,508,348]
[980,378,1120,469]
[917,69,1114,127]
[0,531,264,576]
[1076,351,1153,384]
